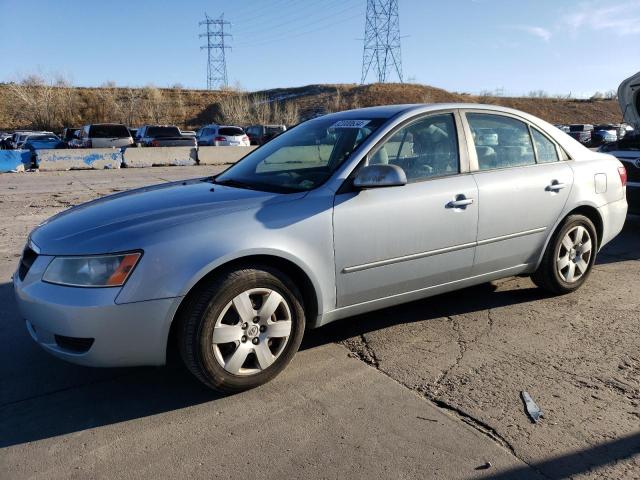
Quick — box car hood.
[30,178,300,255]
[618,71,640,129]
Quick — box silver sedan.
[14,104,628,392]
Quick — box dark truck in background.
[135,125,197,147]
[568,124,593,145]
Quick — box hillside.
[0,82,623,132]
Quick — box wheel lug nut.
[241,322,248,330]
[253,316,260,323]
[241,335,247,343]
[252,337,259,345]
[259,325,266,332]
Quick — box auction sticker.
[330,120,371,129]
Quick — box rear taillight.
[618,165,627,187]
[151,140,160,147]
[214,136,226,142]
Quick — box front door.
[333,112,479,307]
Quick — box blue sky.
[1,0,638,96]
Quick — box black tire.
[531,214,598,294]
[178,265,305,393]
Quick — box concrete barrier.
[0,150,31,173]
[123,147,197,168]
[37,148,122,171]
[197,146,256,165]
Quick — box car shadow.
[477,432,640,480]
[596,214,640,265]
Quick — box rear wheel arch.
[166,255,320,362]
[536,204,603,270]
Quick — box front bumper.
[13,254,181,367]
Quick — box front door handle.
[546,180,567,191]
[447,194,474,209]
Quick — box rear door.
[463,111,573,274]
[333,111,479,307]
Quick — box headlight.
[42,252,141,287]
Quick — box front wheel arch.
[166,255,319,364]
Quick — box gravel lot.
[0,167,638,479]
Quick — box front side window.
[369,113,459,182]
[215,117,386,192]
[531,128,559,163]
[467,113,535,170]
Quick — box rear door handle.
[546,180,567,191]
[447,195,474,209]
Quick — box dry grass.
[0,82,622,131]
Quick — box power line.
[361,0,403,84]
[199,13,231,89]
[234,2,363,46]
[234,10,363,49]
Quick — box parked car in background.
[591,125,618,146]
[0,132,12,149]
[182,130,197,138]
[568,124,593,145]
[15,131,53,149]
[61,127,80,147]
[22,133,65,151]
[135,125,196,147]
[14,104,627,393]
[245,124,287,145]
[554,124,570,133]
[77,124,134,148]
[197,125,250,146]
[600,134,639,214]
[129,128,138,141]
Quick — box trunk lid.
[618,71,640,129]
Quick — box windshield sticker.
[330,119,371,129]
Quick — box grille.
[18,246,38,281]
[54,335,95,353]
[620,157,640,183]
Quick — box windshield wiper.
[213,178,258,190]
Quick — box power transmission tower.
[360,0,403,84]
[199,13,231,89]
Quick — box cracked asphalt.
[1,167,638,479]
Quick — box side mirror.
[353,164,407,189]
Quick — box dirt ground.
[0,167,638,479]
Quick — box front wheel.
[178,266,305,393]
[531,214,597,294]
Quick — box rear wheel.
[531,214,597,294]
[178,266,305,393]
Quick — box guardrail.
[10,146,259,172]
[0,150,31,172]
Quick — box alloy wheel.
[211,288,292,376]
[556,225,593,283]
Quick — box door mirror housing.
[353,164,407,189]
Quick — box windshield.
[215,116,386,193]
[90,124,131,138]
[219,127,245,137]
[147,126,181,137]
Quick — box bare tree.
[216,92,252,125]
[281,101,299,126]
[251,94,271,125]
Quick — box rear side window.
[531,128,559,163]
[90,124,131,138]
[467,113,535,170]
[219,127,244,136]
